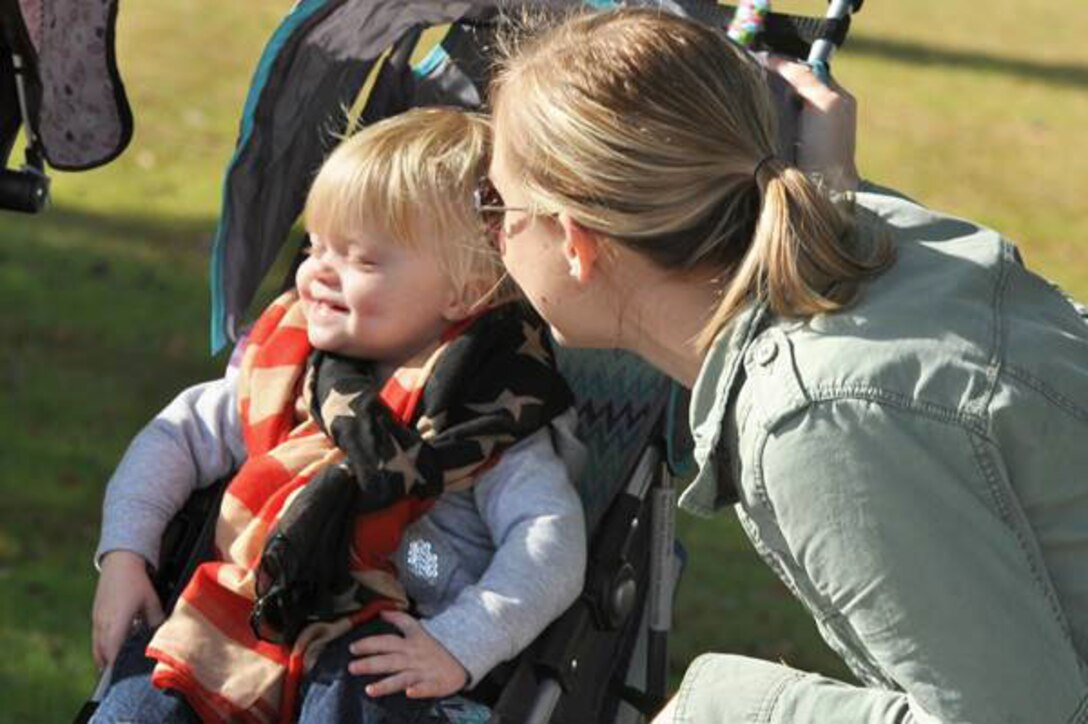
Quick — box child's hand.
[92,550,165,670]
[348,610,469,699]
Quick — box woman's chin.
[548,325,595,349]
[549,325,623,352]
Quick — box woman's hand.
[767,56,860,192]
[348,610,469,699]
[92,550,164,670]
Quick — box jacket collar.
[679,302,768,515]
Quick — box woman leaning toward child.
[90,107,586,723]
[485,8,1088,722]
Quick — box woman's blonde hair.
[491,8,892,349]
[305,107,514,308]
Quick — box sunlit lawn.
[1,1,1085,720]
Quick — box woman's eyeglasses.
[474,177,529,247]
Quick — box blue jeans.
[89,626,197,724]
[91,622,494,723]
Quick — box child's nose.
[310,256,341,287]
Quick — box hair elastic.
[753,154,778,180]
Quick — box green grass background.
[1,1,1085,720]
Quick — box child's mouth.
[312,299,349,317]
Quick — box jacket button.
[751,339,778,366]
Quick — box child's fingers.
[94,618,127,671]
[141,591,165,628]
[349,633,406,656]
[404,677,450,700]
[378,609,420,635]
[364,671,418,698]
[403,664,468,700]
[348,651,409,676]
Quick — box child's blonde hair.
[491,9,892,349]
[305,107,513,308]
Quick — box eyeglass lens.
[475,177,506,244]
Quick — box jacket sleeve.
[673,399,1088,722]
[95,377,246,570]
[670,654,927,723]
[421,414,587,686]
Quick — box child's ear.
[442,281,484,322]
[558,213,600,284]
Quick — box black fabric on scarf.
[252,303,573,644]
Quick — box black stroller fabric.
[209,0,492,350]
[0,0,131,170]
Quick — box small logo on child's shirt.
[406,538,440,583]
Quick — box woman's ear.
[558,213,600,284]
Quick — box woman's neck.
[608,254,722,388]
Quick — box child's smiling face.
[296,226,461,367]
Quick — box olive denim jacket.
[675,185,1088,723]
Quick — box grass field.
[1,1,1085,720]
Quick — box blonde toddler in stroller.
[89,107,587,723]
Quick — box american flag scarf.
[146,290,571,723]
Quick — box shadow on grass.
[1,204,227,721]
[38,205,220,244]
[849,35,1088,89]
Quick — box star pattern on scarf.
[476,433,517,460]
[517,321,551,366]
[321,388,363,425]
[467,389,541,423]
[381,437,427,492]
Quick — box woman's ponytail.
[698,162,893,350]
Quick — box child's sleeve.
[420,410,588,687]
[95,376,246,571]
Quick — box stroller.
[0,0,131,213]
[57,0,862,721]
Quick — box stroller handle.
[806,0,863,83]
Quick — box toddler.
[90,107,586,723]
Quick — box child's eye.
[348,255,377,269]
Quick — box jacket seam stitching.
[968,241,1012,419]
[673,654,713,723]
[734,504,878,681]
[966,429,1075,646]
[1002,364,1088,422]
[755,669,805,723]
[703,305,769,457]
[1069,691,1088,723]
[803,386,985,433]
